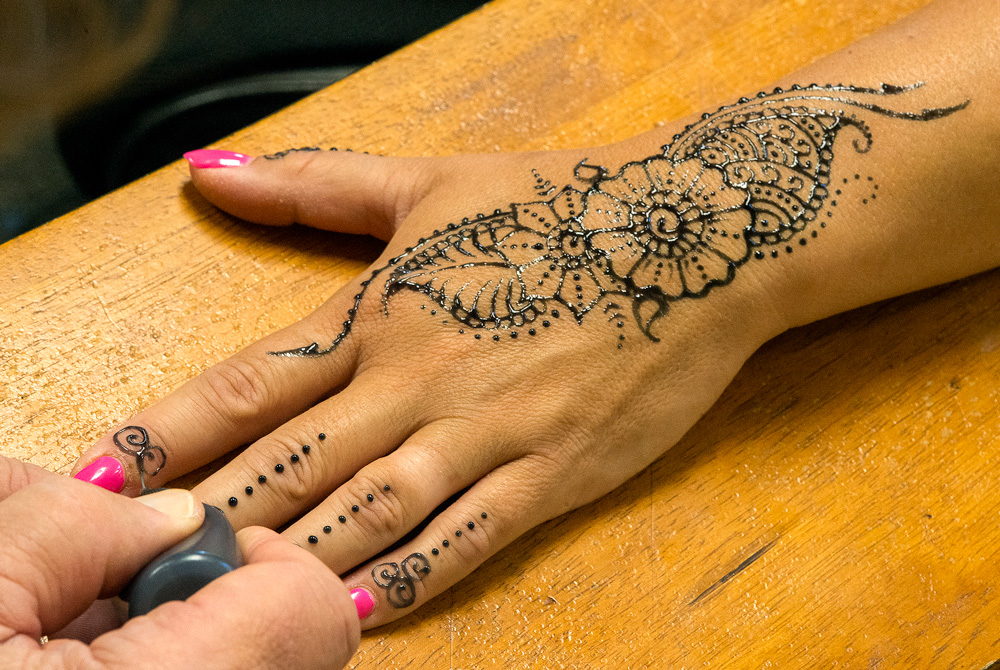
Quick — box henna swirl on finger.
[113,426,166,482]
[372,553,430,608]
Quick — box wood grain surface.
[2,0,997,667]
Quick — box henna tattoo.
[532,168,557,196]
[227,443,315,510]
[267,82,966,357]
[113,426,165,488]
[262,147,370,160]
[262,146,321,160]
[373,553,430,608]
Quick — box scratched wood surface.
[1,0,998,667]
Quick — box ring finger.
[285,421,510,573]
[191,373,426,529]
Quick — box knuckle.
[251,436,324,506]
[416,442,467,487]
[199,357,272,418]
[442,512,494,561]
[344,475,407,539]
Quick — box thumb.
[183,148,436,240]
[0,479,204,638]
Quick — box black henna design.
[229,443,316,509]
[262,146,321,160]
[532,168,557,196]
[113,426,166,487]
[266,82,966,357]
[373,553,430,608]
[262,146,371,161]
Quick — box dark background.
[0,0,485,244]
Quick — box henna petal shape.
[520,259,564,298]
[630,254,684,297]
[558,268,605,318]
[515,201,559,228]
[551,186,586,221]
[590,230,644,277]
[580,191,630,231]
[680,247,732,295]
[597,163,652,205]
[689,166,748,212]
[495,226,549,265]
[645,157,698,195]
[705,209,752,262]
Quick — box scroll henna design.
[113,426,166,482]
[372,553,431,608]
[269,82,967,357]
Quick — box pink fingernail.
[350,587,375,620]
[74,456,125,493]
[183,149,252,169]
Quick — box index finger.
[70,312,360,495]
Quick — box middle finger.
[193,373,424,529]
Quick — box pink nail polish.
[350,587,375,619]
[183,149,252,169]
[74,456,125,493]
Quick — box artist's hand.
[0,456,359,668]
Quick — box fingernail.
[183,149,252,169]
[350,587,375,620]
[135,489,200,522]
[74,456,125,493]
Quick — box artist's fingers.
[0,455,51,501]
[342,458,544,628]
[71,314,360,496]
[190,375,425,530]
[0,478,203,639]
[25,528,359,669]
[284,421,506,572]
[185,148,438,240]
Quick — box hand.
[72,134,784,627]
[1,456,359,668]
[71,82,971,627]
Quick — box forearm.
[608,0,998,335]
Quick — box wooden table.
[2,0,997,666]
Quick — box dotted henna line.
[226,432,327,508]
[306,483,394,544]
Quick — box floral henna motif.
[269,82,967,356]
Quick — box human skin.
[0,456,359,668]
[72,0,997,629]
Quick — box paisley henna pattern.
[270,83,967,356]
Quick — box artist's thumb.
[0,474,203,639]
